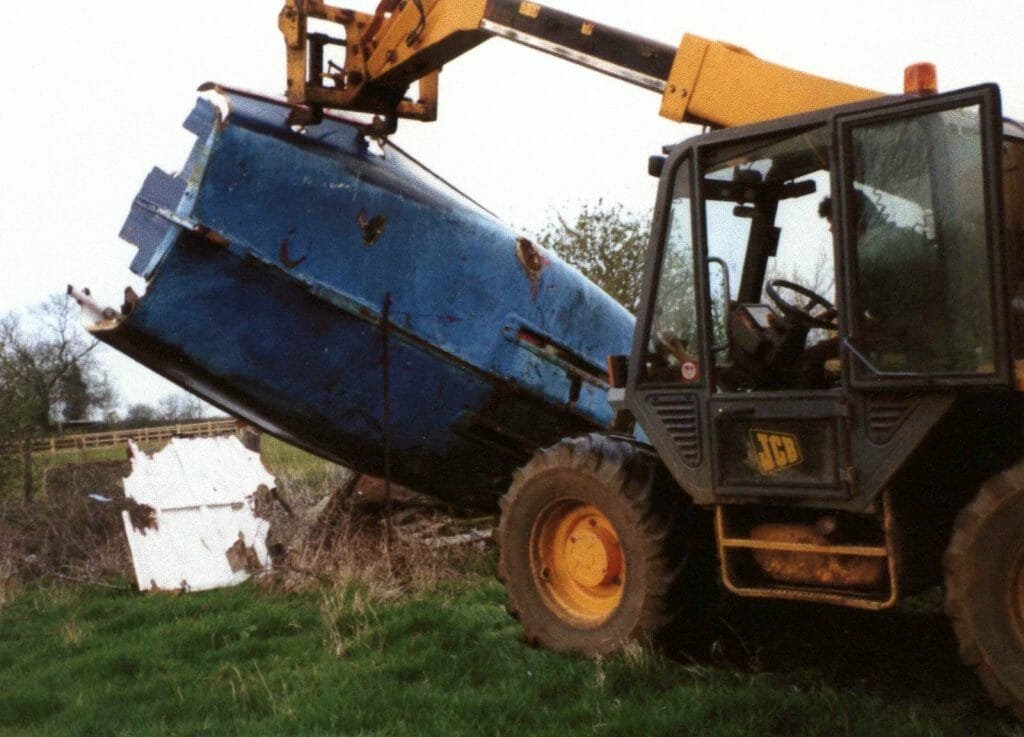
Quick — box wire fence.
[30,419,239,455]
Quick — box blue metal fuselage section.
[104,88,634,508]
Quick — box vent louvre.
[865,395,915,445]
[647,393,701,466]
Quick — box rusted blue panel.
[98,86,634,508]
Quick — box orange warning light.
[904,63,938,95]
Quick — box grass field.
[3,437,1024,735]
[1,572,1023,736]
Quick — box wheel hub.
[533,502,625,626]
[565,523,622,588]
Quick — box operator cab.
[639,88,1006,397]
[621,84,1011,509]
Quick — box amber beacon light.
[904,62,938,95]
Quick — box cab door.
[697,123,852,502]
[835,85,1010,390]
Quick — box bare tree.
[157,392,206,422]
[0,294,114,500]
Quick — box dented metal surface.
[83,86,634,508]
[120,437,274,592]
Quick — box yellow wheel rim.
[532,501,625,626]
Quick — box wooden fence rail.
[30,419,239,455]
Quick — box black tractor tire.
[944,461,1024,719]
[496,433,714,655]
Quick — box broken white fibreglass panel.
[121,436,275,592]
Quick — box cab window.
[644,158,701,384]
[846,104,995,376]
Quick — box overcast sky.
[1,0,1021,407]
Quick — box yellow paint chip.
[519,2,541,19]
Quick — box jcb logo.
[749,430,802,475]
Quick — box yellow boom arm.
[279,0,881,127]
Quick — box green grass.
[259,436,353,499]
[1,574,1022,737]
[5,438,1023,734]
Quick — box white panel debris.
[121,436,275,592]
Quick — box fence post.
[22,440,33,502]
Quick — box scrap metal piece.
[120,436,275,592]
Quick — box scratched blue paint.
[106,87,634,507]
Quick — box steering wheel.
[765,279,838,330]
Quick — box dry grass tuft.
[0,460,134,606]
[265,469,494,600]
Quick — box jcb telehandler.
[108,0,1024,717]
[281,0,1024,717]
[498,82,1024,723]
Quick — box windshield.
[703,125,834,304]
[702,126,837,386]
